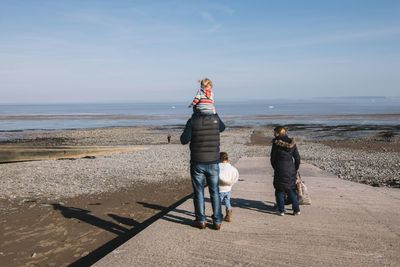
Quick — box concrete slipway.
[95,157,400,267]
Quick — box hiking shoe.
[293,211,301,216]
[224,210,232,222]
[192,220,206,229]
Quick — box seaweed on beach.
[0,137,73,146]
[376,131,397,142]
[248,130,272,146]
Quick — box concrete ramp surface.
[95,157,400,267]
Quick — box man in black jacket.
[270,126,301,216]
[181,113,225,230]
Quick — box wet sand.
[0,181,192,267]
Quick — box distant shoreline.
[2,98,399,131]
[0,113,399,132]
[1,113,400,120]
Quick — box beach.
[0,123,399,266]
[3,0,400,264]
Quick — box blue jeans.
[220,191,232,210]
[275,189,300,213]
[190,163,222,224]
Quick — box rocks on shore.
[297,142,400,188]
[0,126,399,207]
[0,127,264,203]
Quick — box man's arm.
[180,119,192,145]
[217,114,226,132]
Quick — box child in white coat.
[219,152,239,222]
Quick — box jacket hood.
[273,136,296,149]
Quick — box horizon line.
[1,96,399,105]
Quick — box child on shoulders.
[189,78,216,114]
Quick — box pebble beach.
[1,124,399,204]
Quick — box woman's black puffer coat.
[270,135,301,191]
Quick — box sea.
[1,97,399,131]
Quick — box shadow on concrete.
[138,201,195,227]
[51,193,193,267]
[203,197,277,215]
[231,198,277,214]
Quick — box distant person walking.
[167,133,171,144]
[219,152,239,222]
[270,126,301,216]
[180,112,225,230]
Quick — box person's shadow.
[137,201,195,226]
[52,204,138,236]
[231,198,277,214]
[52,193,193,267]
[202,197,277,215]
[136,197,278,229]
[108,213,141,228]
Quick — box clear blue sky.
[1,0,399,103]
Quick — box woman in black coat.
[270,126,301,216]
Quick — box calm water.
[1,97,399,130]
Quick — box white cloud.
[209,24,221,33]
[200,11,215,23]
[200,11,223,32]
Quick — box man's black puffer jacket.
[180,113,225,164]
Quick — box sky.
[0,0,399,103]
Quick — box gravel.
[0,126,398,204]
[0,128,263,202]
[297,142,400,188]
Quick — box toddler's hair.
[199,78,213,89]
[220,152,229,162]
